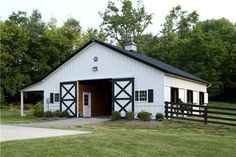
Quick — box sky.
[1,0,236,34]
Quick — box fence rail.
[165,102,236,126]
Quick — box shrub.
[44,111,53,118]
[62,110,70,117]
[137,111,152,121]
[53,110,64,117]
[34,104,44,111]
[33,109,44,117]
[0,105,9,110]
[137,112,141,119]
[79,112,83,117]
[155,113,164,121]
[33,104,44,117]
[125,112,134,120]
[24,104,33,110]
[111,111,121,121]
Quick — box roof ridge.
[21,39,207,90]
[93,40,207,84]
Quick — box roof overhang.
[165,73,208,85]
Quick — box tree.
[150,6,200,67]
[161,5,199,38]
[81,28,107,43]
[177,25,227,96]
[100,0,152,46]
[0,21,30,101]
[152,6,236,97]
[195,19,236,98]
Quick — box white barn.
[20,40,208,118]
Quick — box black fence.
[165,102,236,126]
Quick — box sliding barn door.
[60,81,77,117]
[112,78,134,117]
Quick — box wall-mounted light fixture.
[92,66,98,72]
[93,56,98,62]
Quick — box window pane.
[84,95,89,106]
[54,93,59,102]
[140,90,147,101]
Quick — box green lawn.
[0,105,55,124]
[207,102,236,124]
[208,101,236,107]
[1,102,236,157]
[1,119,236,157]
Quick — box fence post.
[204,105,208,124]
[171,103,173,118]
[177,104,179,117]
[165,102,168,119]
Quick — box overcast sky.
[1,0,236,34]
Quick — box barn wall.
[22,42,166,116]
[164,75,207,104]
[21,43,167,116]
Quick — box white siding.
[22,42,208,117]
[204,93,208,104]
[164,86,171,102]
[179,89,185,102]
[193,91,198,104]
[22,43,165,116]
[164,74,207,105]
[21,82,44,92]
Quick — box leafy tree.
[8,11,28,26]
[152,6,236,97]
[1,6,235,103]
[195,19,236,98]
[161,5,199,38]
[178,26,227,96]
[150,6,199,67]
[81,28,107,43]
[100,0,152,46]
[0,21,30,101]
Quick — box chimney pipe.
[124,40,137,51]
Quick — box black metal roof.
[125,40,136,46]
[95,40,207,84]
[21,39,207,90]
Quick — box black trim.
[112,78,134,114]
[50,93,54,103]
[21,39,207,90]
[60,81,77,117]
[187,90,193,103]
[171,87,179,103]
[199,92,204,105]
[148,89,153,103]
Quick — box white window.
[54,93,60,103]
[135,90,147,102]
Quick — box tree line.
[1,0,236,103]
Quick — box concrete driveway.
[19,117,110,128]
[0,125,90,142]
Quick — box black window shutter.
[50,93,54,103]
[148,89,153,103]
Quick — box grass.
[1,102,236,157]
[1,120,236,157]
[0,105,57,124]
[207,102,236,125]
[208,101,236,107]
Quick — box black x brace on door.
[60,81,77,117]
[112,78,134,117]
